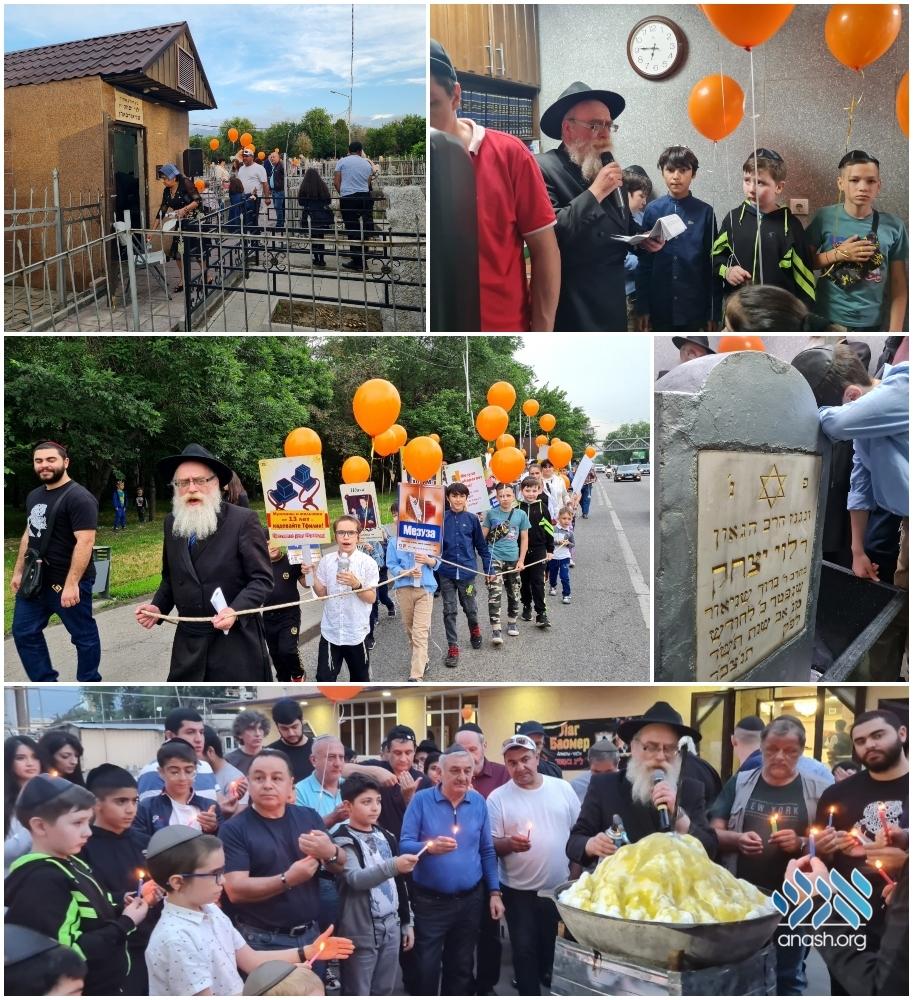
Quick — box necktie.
[188,532,197,552]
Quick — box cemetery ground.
[4,477,650,683]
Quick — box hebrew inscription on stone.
[696,450,821,681]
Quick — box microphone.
[600,151,626,217]
[652,768,670,830]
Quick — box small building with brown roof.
[4,21,217,230]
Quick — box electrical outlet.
[790,198,809,216]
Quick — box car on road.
[594,463,606,473]
[638,463,651,476]
[614,464,642,482]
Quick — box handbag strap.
[30,481,75,558]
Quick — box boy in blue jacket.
[386,518,441,683]
[439,482,491,668]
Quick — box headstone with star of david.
[654,350,832,682]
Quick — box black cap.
[735,715,765,733]
[17,774,76,811]
[271,698,303,725]
[517,720,546,736]
[85,764,136,793]
[5,925,62,967]
[417,739,440,754]
[456,722,484,736]
[791,345,845,407]
[431,39,457,83]
[672,335,715,355]
[145,825,203,860]
[386,725,416,745]
[838,149,879,170]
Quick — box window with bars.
[425,693,479,751]
[338,698,398,757]
[177,46,195,95]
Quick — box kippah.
[242,959,297,996]
[734,715,765,732]
[5,925,61,967]
[17,774,75,810]
[145,825,203,859]
[791,346,845,407]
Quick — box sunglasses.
[751,148,783,162]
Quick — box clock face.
[629,20,682,79]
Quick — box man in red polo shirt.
[430,39,560,332]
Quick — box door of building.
[109,123,147,227]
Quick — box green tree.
[260,120,300,158]
[333,118,350,156]
[300,108,335,158]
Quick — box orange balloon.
[257,151,266,161]
[475,405,509,441]
[897,72,909,137]
[495,433,516,450]
[353,379,401,437]
[461,705,475,722]
[539,413,556,433]
[585,446,597,459]
[490,447,526,483]
[429,433,440,443]
[390,424,408,448]
[825,4,902,71]
[209,138,220,151]
[373,427,400,457]
[701,4,795,49]
[717,335,767,353]
[486,447,494,455]
[240,132,253,148]
[403,436,443,482]
[318,685,364,701]
[688,75,744,142]
[341,456,371,484]
[193,178,206,191]
[227,127,239,142]
[284,427,322,456]
[487,381,516,411]
[548,440,573,469]
[535,434,549,447]
[522,399,540,417]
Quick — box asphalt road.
[5,477,650,683]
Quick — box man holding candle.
[487,734,581,996]
[709,716,832,995]
[400,746,503,996]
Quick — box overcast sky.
[515,334,651,440]
[4,3,426,128]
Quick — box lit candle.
[526,821,533,845]
[827,806,836,828]
[452,824,460,837]
[228,780,240,800]
[136,868,145,898]
[304,941,326,969]
[877,802,892,842]
[416,840,435,858]
[808,827,817,859]
[49,769,59,778]
[769,812,779,835]
[873,860,896,886]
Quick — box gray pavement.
[4,478,650,683]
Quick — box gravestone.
[655,351,832,682]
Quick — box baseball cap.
[501,734,538,755]
[517,720,546,737]
[159,163,180,179]
[431,39,457,83]
[241,147,255,156]
[386,724,416,745]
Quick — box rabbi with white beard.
[535,83,664,332]
[135,444,273,682]
[566,702,718,866]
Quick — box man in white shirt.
[312,515,379,681]
[333,141,377,271]
[487,734,580,995]
[237,147,271,234]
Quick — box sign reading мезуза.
[654,351,832,683]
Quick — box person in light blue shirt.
[799,342,908,586]
[334,141,377,270]
[386,528,440,682]
[293,735,350,830]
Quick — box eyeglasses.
[751,148,783,162]
[634,739,680,758]
[335,529,358,537]
[567,117,619,135]
[177,867,225,883]
[762,746,802,760]
[171,475,217,490]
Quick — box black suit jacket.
[566,770,718,865]
[536,144,638,332]
[152,504,274,682]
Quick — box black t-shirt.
[712,774,807,892]
[362,758,423,838]
[219,804,324,930]
[266,737,314,783]
[25,480,98,584]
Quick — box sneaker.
[469,625,483,650]
[324,975,341,991]
[562,595,572,604]
[365,635,376,651]
[445,645,459,668]
[548,586,557,596]
[535,614,552,629]
[506,621,520,637]
[521,605,533,621]
[491,629,503,645]
[387,605,397,618]
[569,560,576,567]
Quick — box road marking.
[599,483,650,630]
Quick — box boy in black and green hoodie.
[4,774,149,996]
[518,475,554,628]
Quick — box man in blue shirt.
[400,746,503,995]
[333,141,377,271]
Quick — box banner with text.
[339,482,384,543]
[396,483,445,556]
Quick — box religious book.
[611,213,687,246]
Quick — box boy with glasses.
[312,515,379,682]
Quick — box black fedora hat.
[617,702,702,745]
[157,444,233,489]
[540,81,626,140]
[672,335,715,355]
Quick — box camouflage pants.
[486,559,520,626]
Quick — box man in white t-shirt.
[312,515,379,682]
[237,147,270,234]
[333,141,377,271]
[487,733,580,995]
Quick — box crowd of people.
[4,699,908,995]
[430,39,908,334]
[11,441,595,684]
